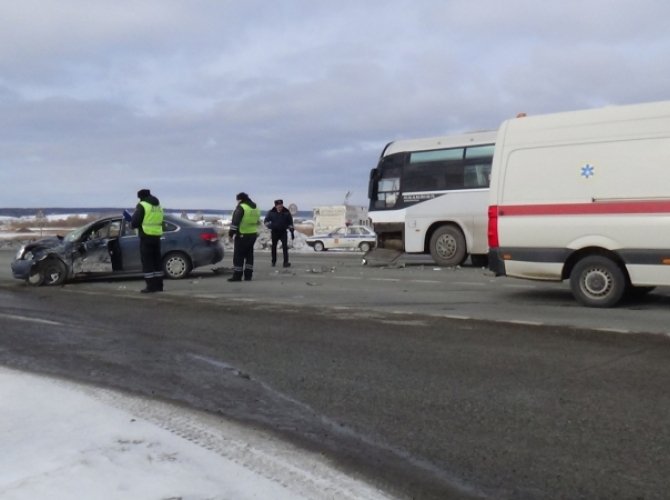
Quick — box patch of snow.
[0,366,392,500]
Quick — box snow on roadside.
[0,366,393,500]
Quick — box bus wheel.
[429,226,466,267]
[569,255,626,308]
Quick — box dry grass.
[7,214,101,230]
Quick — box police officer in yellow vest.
[131,188,164,293]
[228,192,260,282]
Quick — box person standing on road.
[129,188,164,293]
[228,192,260,282]
[264,199,295,268]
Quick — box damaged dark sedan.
[11,214,224,286]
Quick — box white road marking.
[595,328,632,334]
[0,313,63,326]
[505,319,544,326]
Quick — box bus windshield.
[368,143,494,211]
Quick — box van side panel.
[501,138,670,206]
[489,100,670,289]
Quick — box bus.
[367,130,496,266]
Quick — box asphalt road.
[7,246,670,334]
[2,248,670,499]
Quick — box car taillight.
[487,205,499,248]
[200,232,219,242]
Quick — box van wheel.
[429,226,466,267]
[313,241,325,252]
[569,256,626,308]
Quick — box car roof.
[91,213,209,228]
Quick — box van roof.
[503,100,670,133]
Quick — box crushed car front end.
[12,238,72,286]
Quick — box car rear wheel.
[28,258,67,286]
[359,242,372,252]
[163,252,192,279]
[313,241,325,252]
[429,225,466,267]
[569,255,626,307]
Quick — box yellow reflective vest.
[139,201,164,236]
[239,202,260,234]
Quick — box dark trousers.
[140,236,163,290]
[232,234,256,277]
[271,231,289,264]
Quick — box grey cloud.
[3,1,670,209]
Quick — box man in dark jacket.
[130,188,164,293]
[228,192,260,282]
[264,199,294,267]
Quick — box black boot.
[228,271,243,282]
[140,278,155,293]
[154,276,164,292]
[243,269,253,281]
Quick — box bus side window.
[464,162,492,188]
[444,164,465,190]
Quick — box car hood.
[22,236,66,253]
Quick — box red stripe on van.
[498,200,670,216]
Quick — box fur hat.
[137,189,151,199]
[236,192,249,202]
[274,199,283,206]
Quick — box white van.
[488,100,670,307]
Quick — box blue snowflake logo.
[581,164,595,178]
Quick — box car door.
[76,220,118,273]
[117,220,142,271]
[331,227,347,249]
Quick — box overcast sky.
[2,0,669,210]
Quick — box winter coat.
[264,207,294,235]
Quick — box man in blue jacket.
[264,199,295,267]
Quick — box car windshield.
[64,224,92,243]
